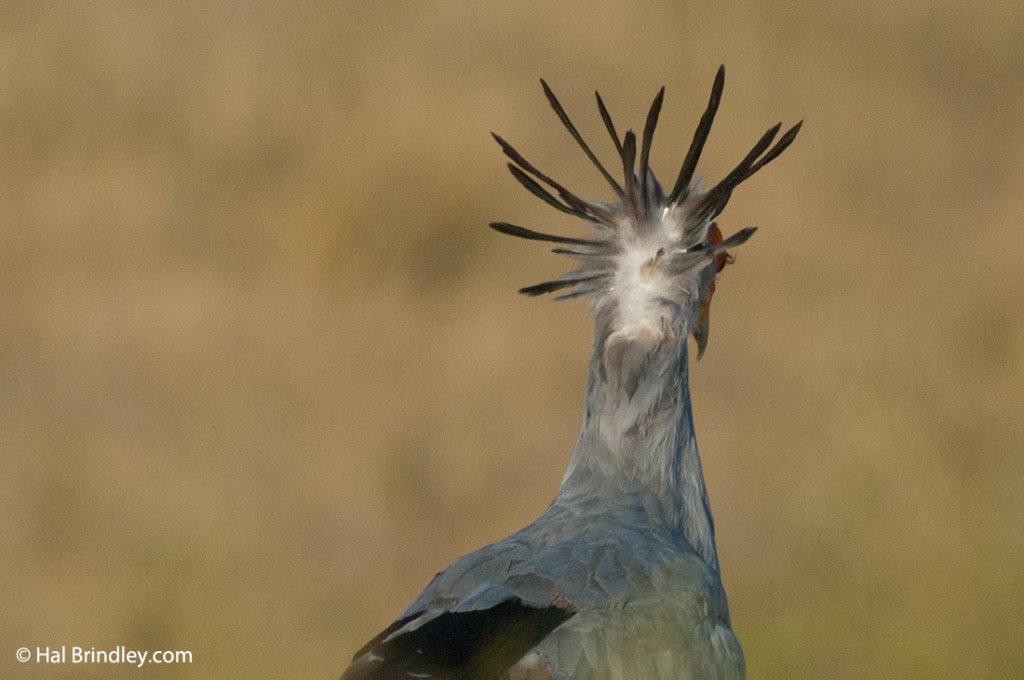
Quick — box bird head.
[490,66,800,358]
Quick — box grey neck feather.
[553,306,720,572]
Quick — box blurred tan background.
[2,1,1022,678]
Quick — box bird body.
[342,66,799,680]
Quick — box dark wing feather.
[342,600,575,680]
[348,613,420,667]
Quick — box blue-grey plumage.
[341,66,799,680]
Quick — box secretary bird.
[342,66,800,680]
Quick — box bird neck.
[554,308,720,571]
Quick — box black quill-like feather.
[519,274,606,297]
[488,222,604,247]
[595,91,624,158]
[668,65,726,205]
[506,164,581,217]
[491,134,598,221]
[541,80,624,198]
[743,120,804,180]
[638,87,665,219]
[621,130,638,220]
